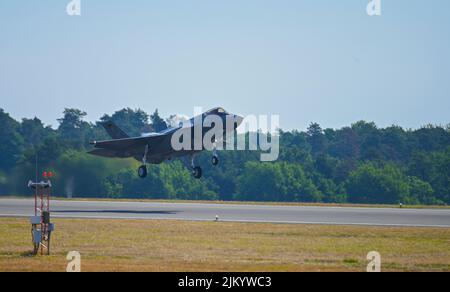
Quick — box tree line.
[0,107,449,205]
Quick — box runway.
[0,198,450,227]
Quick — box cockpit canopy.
[205,107,228,115]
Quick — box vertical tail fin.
[101,121,129,139]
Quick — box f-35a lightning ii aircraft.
[88,108,244,179]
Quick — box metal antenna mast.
[28,155,54,256]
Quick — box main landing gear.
[190,152,219,179]
[192,166,202,179]
[137,143,221,179]
[138,165,147,178]
[190,142,220,179]
[191,155,202,179]
[212,155,219,166]
[138,145,149,178]
[212,145,219,166]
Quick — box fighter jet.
[88,108,244,179]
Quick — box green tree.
[55,151,134,197]
[20,117,54,148]
[380,125,408,161]
[236,162,321,202]
[104,161,216,200]
[1,104,449,204]
[0,171,7,194]
[307,123,326,156]
[408,149,450,203]
[346,163,409,204]
[150,109,168,132]
[328,127,359,160]
[314,154,337,179]
[413,125,450,153]
[0,109,24,171]
[100,108,150,136]
[57,108,90,149]
[407,177,435,205]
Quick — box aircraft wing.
[91,134,167,151]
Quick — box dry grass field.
[0,217,449,272]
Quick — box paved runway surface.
[1,198,450,227]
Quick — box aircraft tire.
[212,155,219,166]
[192,166,202,179]
[138,165,147,178]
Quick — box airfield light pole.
[28,171,54,256]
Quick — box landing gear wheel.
[212,155,219,166]
[138,165,148,178]
[192,166,202,179]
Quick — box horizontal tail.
[87,148,131,158]
[101,121,129,139]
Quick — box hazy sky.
[0,0,449,130]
